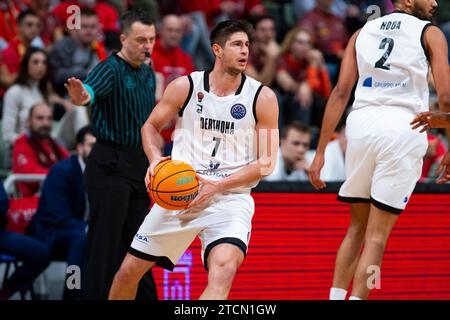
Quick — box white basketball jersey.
[353,12,431,113]
[171,71,263,193]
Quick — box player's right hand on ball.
[308,153,326,190]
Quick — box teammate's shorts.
[338,106,428,214]
[129,193,255,271]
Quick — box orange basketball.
[148,160,199,210]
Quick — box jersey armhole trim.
[420,23,433,62]
[178,75,194,117]
[252,84,264,124]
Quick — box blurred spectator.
[298,0,348,83]
[246,15,280,87]
[214,0,266,23]
[421,133,447,181]
[320,120,346,181]
[26,0,57,46]
[276,27,331,127]
[265,121,313,181]
[52,0,120,37]
[153,14,195,155]
[12,102,70,197]
[29,126,96,300]
[0,9,43,94]
[0,0,28,48]
[153,14,194,100]
[0,179,50,300]
[49,7,106,97]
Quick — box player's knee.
[364,234,388,249]
[347,222,366,239]
[208,258,239,285]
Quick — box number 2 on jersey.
[375,37,394,70]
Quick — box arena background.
[152,182,450,300]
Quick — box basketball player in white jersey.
[108,20,279,300]
[309,0,449,300]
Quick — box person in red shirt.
[299,0,349,83]
[52,0,120,35]
[0,9,42,94]
[421,133,448,181]
[152,14,195,155]
[13,102,70,197]
[276,27,331,127]
[0,0,28,46]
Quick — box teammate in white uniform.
[309,0,449,300]
[109,20,279,300]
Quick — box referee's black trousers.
[83,141,157,300]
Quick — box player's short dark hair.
[251,15,276,29]
[210,20,253,47]
[120,9,155,34]
[281,121,311,139]
[18,9,38,25]
[76,125,94,145]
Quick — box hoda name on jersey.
[380,20,401,31]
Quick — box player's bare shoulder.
[254,86,278,117]
[161,75,192,110]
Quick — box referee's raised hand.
[65,77,91,106]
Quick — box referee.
[65,10,158,300]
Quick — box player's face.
[220,32,250,74]
[281,129,311,163]
[121,22,156,65]
[254,19,276,44]
[412,0,438,20]
[28,51,47,81]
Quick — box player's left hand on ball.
[308,153,326,190]
[185,174,221,210]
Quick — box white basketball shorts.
[129,193,255,271]
[338,106,428,214]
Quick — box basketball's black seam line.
[155,169,197,192]
[149,184,199,193]
[150,160,172,195]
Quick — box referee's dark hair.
[120,9,155,34]
[76,125,94,145]
[210,19,253,47]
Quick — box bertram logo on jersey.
[200,117,235,134]
[230,103,247,119]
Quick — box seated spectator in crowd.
[26,0,57,46]
[153,14,195,155]
[2,47,77,158]
[319,120,346,181]
[49,8,106,97]
[0,9,43,95]
[265,121,313,181]
[246,15,280,87]
[29,126,96,300]
[276,27,331,127]
[298,0,349,83]
[0,179,50,300]
[421,133,448,181]
[12,102,70,197]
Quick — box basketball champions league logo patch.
[230,103,246,119]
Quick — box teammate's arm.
[309,30,360,190]
[187,86,279,209]
[141,76,191,175]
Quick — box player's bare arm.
[141,76,191,176]
[309,30,360,190]
[65,77,91,106]
[187,86,279,209]
[411,26,450,131]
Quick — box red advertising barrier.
[152,192,450,300]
